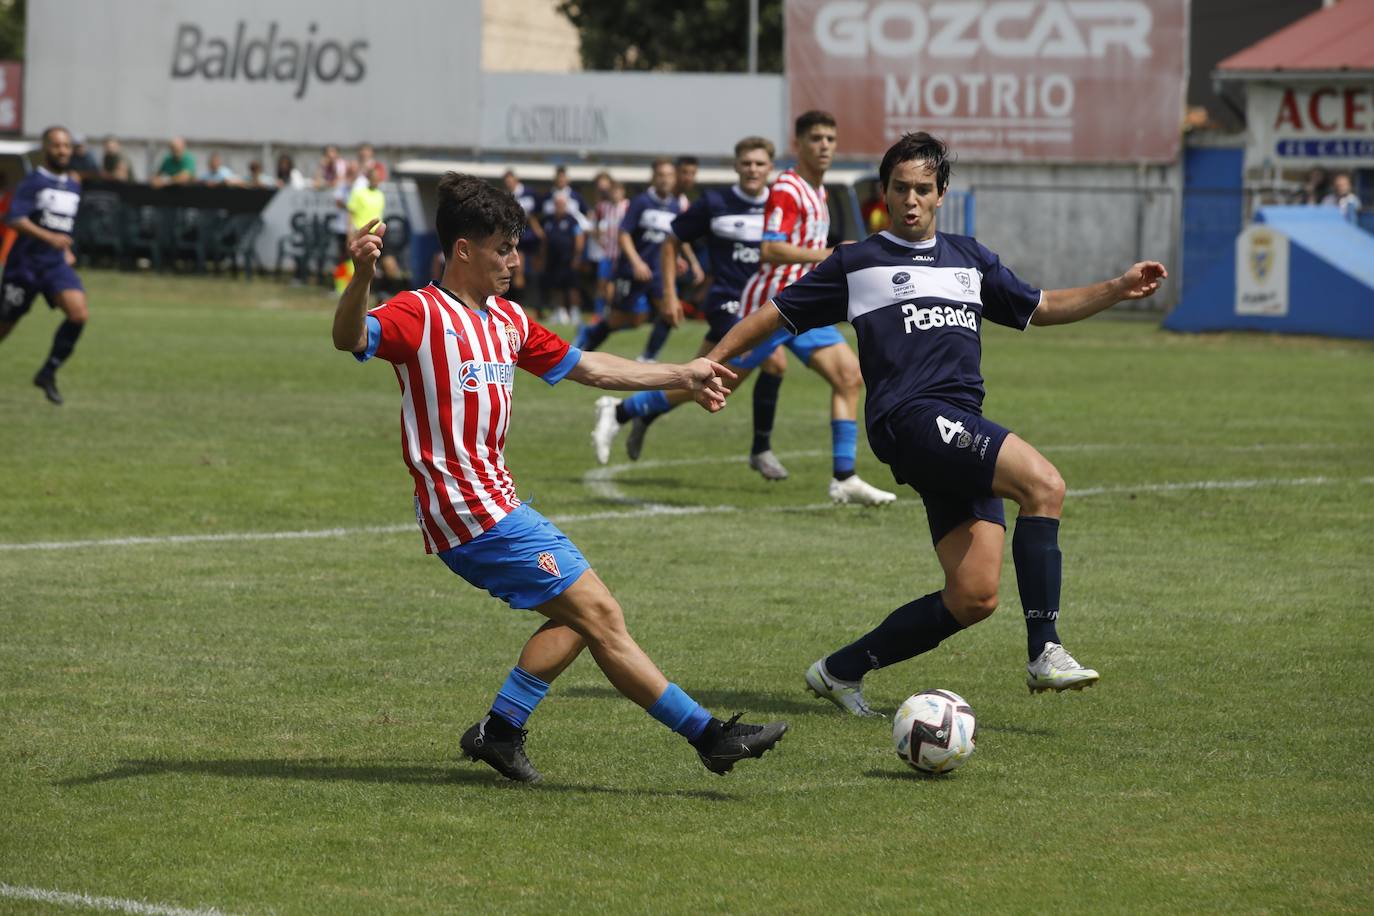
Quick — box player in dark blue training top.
[0,126,89,405]
[589,136,787,464]
[574,158,680,353]
[709,132,1167,712]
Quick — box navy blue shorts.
[438,504,591,610]
[700,293,742,343]
[611,275,660,313]
[872,400,1011,547]
[0,258,83,323]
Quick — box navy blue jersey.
[511,183,541,249]
[7,167,81,268]
[670,185,766,306]
[616,190,680,281]
[773,230,1042,427]
[541,212,582,265]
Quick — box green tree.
[557,0,783,73]
[0,0,25,61]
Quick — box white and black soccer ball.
[892,689,977,774]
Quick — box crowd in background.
[1294,166,1364,222]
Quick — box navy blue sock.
[580,321,613,352]
[641,317,673,360]
[751,372,783,455]
[831,419,857,480]
[43,320,85,373]
[824,591,964,681]
[1013,516,1063,660]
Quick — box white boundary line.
[1,452,1370,554]
[0,883,228,916]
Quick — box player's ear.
[453,238,470,264]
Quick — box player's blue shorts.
[0,257,83,323]
[870,399,1011,547]
[597,256,614,281]
[438,503,590,610]
[731,324,846,369]
[611,275,658,313]
[700,293,742,343]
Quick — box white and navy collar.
[879,230,937,250]
[730,185,768,205]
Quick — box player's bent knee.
[948,591,999,623]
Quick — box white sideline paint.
[1,455,1370,555]
[0,883,228,916]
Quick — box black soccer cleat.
[33,371,62,405]
[460,716,543,784]
[696,713,788,775]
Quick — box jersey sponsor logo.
[710,212,764,243]
[902,303,979,333]
[814,1,1153,60]
[457,360,515,392]
[732,243,760,264]
[891,271,911,285]
[35,187,80,233]
[537,551,561,577]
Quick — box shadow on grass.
[55,758,737,800]
[560,684,826,717]
[862,768,962,782]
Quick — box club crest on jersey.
[956,271,972,290]
[537,552,560,577]
[503,323,521,352]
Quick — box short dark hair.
[41,125,69,144]
[879,131,952,194]
[435,172,526,258]
[675,155,699,168]
[795,110,837,138]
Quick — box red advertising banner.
[0,62,19,133]
[786,0,1187,162]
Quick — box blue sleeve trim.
[541,346,582,385]
[352,315,382,362]
[761,231,787,242]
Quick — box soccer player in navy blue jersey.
[708,132,1167,711]
[0,127,88,405]
[590,136,789,463]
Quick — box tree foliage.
[557,0,783,73]
[0,0,25,61]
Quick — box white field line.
[0,883,229,916]
[1,456,1371,555]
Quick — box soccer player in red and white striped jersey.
[333,173,786,783]
[723,111,896,506]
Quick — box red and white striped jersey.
[739,168,830,317]
[361,284,578,553]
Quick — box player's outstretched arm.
[566,353,737,412]
[332,218,386,352]
[760,239,830,266]
[705,302,785,366]
[1032,260,1168,326]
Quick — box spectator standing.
[276,154,307,190]
[314,144,347,189]
[98,137,130,181]
[150,137,195,188]
[353,143,388,183]
[504,169,544,299]
[246,160,276,188]
[1299,167,1329,205]
[68,134,99,179]
[1322,172,1361,222]
[200,153,240,186]
[541,194,585,324]
[541,165,587,219]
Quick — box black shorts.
[872,399,1011,547]
[0,258,83,323]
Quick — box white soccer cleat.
[829,474,897,506]
[805,658,885,718]
[1026,642,1100,694]
[748,449,790,481]
[591,396,623,465]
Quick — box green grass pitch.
[1,271,1372,913]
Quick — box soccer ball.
[892,689,977,774]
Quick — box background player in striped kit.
[707,132,1166,714]
[0,127,88,406]
[333,173,786,783]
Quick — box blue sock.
[1013,516,1063,660]
[825,591,964,681]
[489,666,551,729]
[579,321,614,352]
[646,682,712,741]
[615,389,672,424]
[751,372,782,455]
[831,419,857,479]
[641,317,673,360]
[593,295,606,317]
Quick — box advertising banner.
[25,0,480,148]
[786,0,1188,162]
[1244,82,1374,170]
[1234,223,1289,317]
[0,62,20,134]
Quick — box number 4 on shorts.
[937,415,966,445]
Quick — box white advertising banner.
[1235,224,1290,317]
[25,0,481,148]
[479,72,787,157]
[1244,82,1374,170]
